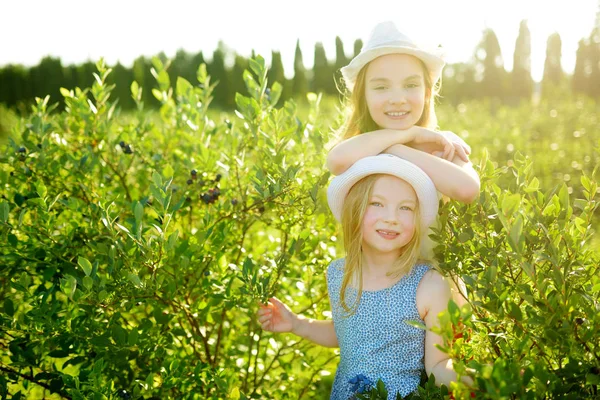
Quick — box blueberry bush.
[1,57,599,399]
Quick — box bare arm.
[418,271,474,388]
[327,128,418,175]
[292,316,338,348]
[257,297,339,348]
[384,144,480,203]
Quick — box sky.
[2,0,598,82]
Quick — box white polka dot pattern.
[326,258,430,399]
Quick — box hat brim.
[327,154,438,232]
[341,46,445,92]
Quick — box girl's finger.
[456,146,469,162]
[261,320,271,331]
[258,315,270,324]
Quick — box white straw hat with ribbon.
[341,21,445,92]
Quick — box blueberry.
[119,141,125,147]
[10,171,14,176]
[186,196,191,202]
[213,188,221,196]
[258,205,265,213]
[191,169,197,176]
[18,147,26,153]
[215,174,222,182]
[575,317,584,325]
[203,271,210,276]
[201,193,211,204]
[231,199,238,206]
[37,144,42,149]
[198,180,205,186]
[124,145,133,154]
[187,179,193,185]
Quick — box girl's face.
[364,54,426,130]
[361,175,417,258]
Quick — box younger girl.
[327,21,480,204]
[257,155,473,399]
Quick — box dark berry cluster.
[186,169,225,205]
[118,141,133,154]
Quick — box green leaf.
[78,257,93,277]
[501,193,521,217]
[508,215,524,254]
[128,329,139,346]
[0,201,9,223]
[83,276,94,290]
[4,299,14,317]
[134,201,144,223]
[405,320,426,330]
[176,77,193,97]
[230,387,240,400]
[128,273,142,288]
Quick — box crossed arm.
[326,126,480,203]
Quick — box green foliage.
[1,52,599,400]
[1,55,337,399]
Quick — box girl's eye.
[370,202,383,207]
[406,83,420,89]
[399,206,413,211]
[373,86,387,90]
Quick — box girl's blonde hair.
[339,174,424,316]
[337,57,441,141]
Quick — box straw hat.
[341,21,445,92]
[327,154,438,241]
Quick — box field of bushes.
[0,58,598,399]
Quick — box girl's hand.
[410,128,456,161]
[257,297,297,333]
[409,128,470,162]
[434,131,470,162]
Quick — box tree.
[312,42,334,95]
[293,39,308,98]
[207,42,233,109]
[541,32,564,96]
[572,39,589,95]
[475,29,508,99]
[511,20,533,101]
[109,62,135,110]
[353,39,363,58]
[232,54,249,99]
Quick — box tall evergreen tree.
[293,39,308,98]
[475,29,508,99]
[267,51,285,87]
[334,36,348,72]
[511,20,533,101]
[353,39,363,58]
[572,39,589,95]
[109,62,134,110]
[589,24,600,97]
[232,54,249,100]
[542,32,564,95]
[207,42,233,109]
[312,42,334,94]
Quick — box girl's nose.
[388,89,406,105]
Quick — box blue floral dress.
[326,258,430,399]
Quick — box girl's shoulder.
[326,258,345,276]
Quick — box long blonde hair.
[339,174,423,316]
[337,57,441,142]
